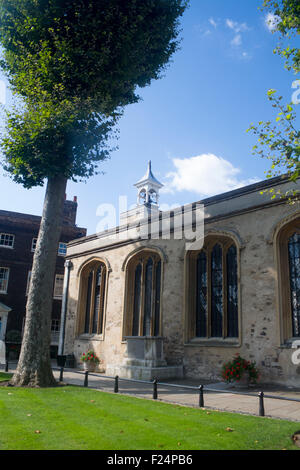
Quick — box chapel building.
[63,163,300,386]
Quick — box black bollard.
[153,378,158,400]
[199,385,204,408]
[114,375,119,393]
[5,361,8,372]
[84,370,89,387]
[259,391,265,417]
[59,367,64,382]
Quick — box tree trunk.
[10,175,67,387]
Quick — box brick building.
[0,196,86,353]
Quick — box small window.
[0,268,10,294]
[53,274,64,299]
[51,318,60,333]
[31,238,37,252]
[0,233,14,249]
[58,242,67,257]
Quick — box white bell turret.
[134,161,163,207]
[120,161,164,225]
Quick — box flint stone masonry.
[64,176,300,387]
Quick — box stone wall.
[64,178,300,386]
[183,201,300,387]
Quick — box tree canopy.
[0,0,187,108]
[263,0,300,73]
[0,0,187,187]
[0,0,188,387]
[248,0,299,196]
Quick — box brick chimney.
[63,196,78,226]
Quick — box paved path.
[51,367,300,423]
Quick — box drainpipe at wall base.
[57,259,72,367]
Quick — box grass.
[0,384,299,450]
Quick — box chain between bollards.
[153,378,158,400]
[199,385,204,408]
[114,375,119,393]
[259,391,265,417]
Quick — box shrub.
[80,350,100,364]
[222,354,260,384]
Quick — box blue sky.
[0,0,299,235]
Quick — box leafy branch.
[262,0,300,73]
[247,89,300,200]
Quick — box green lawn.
[0,383,299,450]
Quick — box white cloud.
[226,19,249,33]
[162,154,259,197]
[225,19,251,58]
[265,12,280,32]
[202,29,212,37]
[209,17,217,28]
[241,51,252,60]
[231,34,242,47]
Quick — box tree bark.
[10,175,68,387]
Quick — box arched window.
[289,233,300,337]
[148,189,158,204]
[138,188,147,205]
[187,236,239,340]
[78,261,107,336]
[278,218,300,341]
[124,251,162,337]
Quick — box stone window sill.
[280,338,300,349]
[185,337,241,348]
[77,333,104,342]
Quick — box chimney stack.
[63,196,78,226]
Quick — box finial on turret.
[134,161,163,207]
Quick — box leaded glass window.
[143,258,154,336]
[211,244,223,337]
[125,251,162,338]
[81,261,107,336]
[84,271,93,333]
[278,219,300,343]
[288,233,300,337]
[190,237,239,340]
[154,261,162,337]
[196,251,207,338]
[132,263,142,336]
[227,245,238,338]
